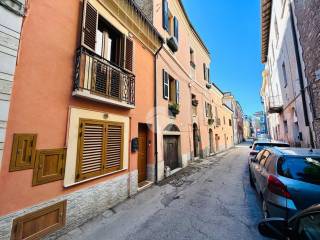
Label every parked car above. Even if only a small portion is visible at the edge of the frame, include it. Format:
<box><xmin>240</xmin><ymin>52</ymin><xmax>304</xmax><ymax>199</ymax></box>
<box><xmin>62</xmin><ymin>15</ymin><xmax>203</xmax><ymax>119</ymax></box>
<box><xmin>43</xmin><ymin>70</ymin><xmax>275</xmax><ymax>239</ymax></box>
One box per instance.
<box><xmin>249</xmin><ymin>147</ymin><xmax>320</xmax><ymax>219</ymax></box>
<box><xmin>248</xmin><ymin>140</ymin><xmax>289</xmax><ymax>161</ymax></box>
<box><xmin>258</xmin><ymin>204</ymin><xmax>320</xmax><ymax>240</ymax></box>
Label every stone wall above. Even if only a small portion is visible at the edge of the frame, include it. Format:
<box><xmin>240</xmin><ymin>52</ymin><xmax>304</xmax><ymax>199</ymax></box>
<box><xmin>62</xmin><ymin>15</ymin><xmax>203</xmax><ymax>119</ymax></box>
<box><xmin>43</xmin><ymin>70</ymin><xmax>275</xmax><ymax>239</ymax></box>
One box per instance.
<box><xmin>294</xmin><ymin>0</ymin><xmax>320</xmax><ymax>147</ymax></box>
<box><xmin>0</xmin><ymin>173</ymin><xmax>130</xmax><ymax>240</ymax></box>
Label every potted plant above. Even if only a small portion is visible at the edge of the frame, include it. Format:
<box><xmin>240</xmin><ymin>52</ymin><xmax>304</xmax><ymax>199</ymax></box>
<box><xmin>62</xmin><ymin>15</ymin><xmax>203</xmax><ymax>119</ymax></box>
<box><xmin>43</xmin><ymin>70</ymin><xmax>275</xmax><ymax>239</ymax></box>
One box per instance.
<box><xmin>168</xmin><ymin>103</ymin><xmax>180</xmax><ymax>116</ymax></box>
<box><xmin>206</xmin><ymin>83</ymin><xmax>212</xmax><ymax>89</ymax></box>
<box><xmin>192</xmin><ymin>99</ymin><xmax>199</xmax><ymax>106</ymax></box>
<box><xmin>208</xmin><ymin>118</ymin><xmax>214</xmax><ymax>125</ymax></box>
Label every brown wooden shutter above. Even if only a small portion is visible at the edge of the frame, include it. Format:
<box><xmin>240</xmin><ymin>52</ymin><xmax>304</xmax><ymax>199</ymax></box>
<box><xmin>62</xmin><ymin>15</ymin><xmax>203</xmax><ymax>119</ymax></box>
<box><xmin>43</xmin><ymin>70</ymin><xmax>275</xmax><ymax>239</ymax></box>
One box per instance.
<box><xmin>105</xmin><ymin>123</ymin><xmax>123</xmax><ymax>173</ymax></box>
<box><xmin>125</xmin><ymin>37</ymin><xmax>133</xmax><ymax>72</ymax></box>
<box><xmin>9</xmin><ymin>134</ymin><xmax>37</xmax><ymax>171</ymax></box>
<box><xmin>11</xmin><ymin>201</ymin><xmax>66</xmax><ymax>240</ymax></box>
<box><xmin>32</xmin><ymin>149</ymin><xmax>66</xmax><ymax>186</ymax></box>
<box><xmin>82</xmin><ymin>0</ymin><xmax>98</xmax><ymax>52</ymax></box>
<box><xmin>77</xmin><ymin>120</ymin><xmax>104</xmax><ymax>181</ymax></box>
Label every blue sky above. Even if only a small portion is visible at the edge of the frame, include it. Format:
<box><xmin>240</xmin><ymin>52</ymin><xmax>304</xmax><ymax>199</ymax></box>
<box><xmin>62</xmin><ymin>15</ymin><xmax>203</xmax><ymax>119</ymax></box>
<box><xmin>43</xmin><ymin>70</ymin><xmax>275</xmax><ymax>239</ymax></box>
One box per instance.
<box><xmin>182</xmin><ymin>0</ymin><xmax>264</xmax><ymax>116</ymax></box>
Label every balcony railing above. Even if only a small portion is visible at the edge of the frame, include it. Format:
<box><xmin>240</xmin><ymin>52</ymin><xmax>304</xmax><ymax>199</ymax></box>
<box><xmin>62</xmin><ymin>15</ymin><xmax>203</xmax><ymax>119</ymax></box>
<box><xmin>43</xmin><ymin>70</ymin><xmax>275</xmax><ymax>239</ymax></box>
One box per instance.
<box><xmin>267</xmin><ymin>95</ymin><xmax>283</xmax><ymax>114</ymax></box>
<box><xmin>73</xmin><ymin>47</ymin><xmax>135</xmax><ymax>107</ymax></box>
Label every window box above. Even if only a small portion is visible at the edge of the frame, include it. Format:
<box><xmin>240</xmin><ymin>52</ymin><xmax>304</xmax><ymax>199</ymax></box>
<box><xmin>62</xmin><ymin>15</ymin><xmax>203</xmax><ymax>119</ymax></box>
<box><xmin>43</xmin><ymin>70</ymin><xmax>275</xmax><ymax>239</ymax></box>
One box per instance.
<box><xmin>168</xmin><ymin>103</ymin><xmax>180</xmax><ymax>116</ymax></box>
<box><xmin>167</xmin><ymin>36</ymin><xmax>178</xmax><ymax>53</ymax></box>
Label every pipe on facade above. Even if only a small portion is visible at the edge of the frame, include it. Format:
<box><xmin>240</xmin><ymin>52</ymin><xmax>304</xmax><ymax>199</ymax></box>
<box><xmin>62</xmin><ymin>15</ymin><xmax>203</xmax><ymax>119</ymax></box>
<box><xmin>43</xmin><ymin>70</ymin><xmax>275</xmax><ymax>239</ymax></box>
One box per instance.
<box><xmin>154</xmin><ymin>42</ymin><xmax>164</xmax><ymax>183</ymax></box>
<box><xmin>289</xmin><ymin>2</ymin><xmax>315</xmax><ymax>148</ymax></box>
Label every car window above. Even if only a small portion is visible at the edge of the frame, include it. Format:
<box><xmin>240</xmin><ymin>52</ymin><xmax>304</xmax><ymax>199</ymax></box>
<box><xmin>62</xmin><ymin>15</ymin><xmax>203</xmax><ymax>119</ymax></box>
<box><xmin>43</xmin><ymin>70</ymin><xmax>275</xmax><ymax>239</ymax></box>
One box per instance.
<box><xmin>253</xmin><ymin>143</ymin><xmax>289</xmax><ymax>151</ymax></box>
<box><xmin>255</xmin><ymin>150</ymin><xmax>265</xmax><ymax>162</ymax></box>
<box><xmin>260</xmin><ymin>151</ymin><xmax>271</xmax><ymax>166</ymax></box>
<box><xmin>297</xmin><ymin>213</ymin><xmax>320</xmax><ymax>240</ymax></box>
<box><xmin>277</xmin><ymin>156</ymin><xmax>320</xmax><ymax>185</ymax></box>
<box><xmin>264</xmin><ymin>153</ymin><xmax>274</xmax><ymax>169</ymax></box>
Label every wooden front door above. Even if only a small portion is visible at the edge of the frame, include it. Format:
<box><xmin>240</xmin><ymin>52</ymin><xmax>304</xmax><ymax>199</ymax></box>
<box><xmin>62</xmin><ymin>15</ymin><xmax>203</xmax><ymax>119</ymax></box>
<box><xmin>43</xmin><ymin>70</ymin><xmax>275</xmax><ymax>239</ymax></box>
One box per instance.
<box><xmin>193</xmin><ymin>124</ymin><xmax>199</xmax><ymax>157</ymax></box>
<box><xmin>164</xmin><ymin>136</ymin><xmax>179</xmax><ymax>170</ymax></box>
<box><xmin>138</xmin><ymin>125</ymin><xmax>148</xmax><ymax>182</ymax></box>
<box><xmin>209</xmin><ymin>129</ymin><xmax>214</xmax><ymax>153</ymax></box>
<box><xmin>215</xmin><ymin>134</ymin><xmax>219</xmax><ymax>152</ymax></box>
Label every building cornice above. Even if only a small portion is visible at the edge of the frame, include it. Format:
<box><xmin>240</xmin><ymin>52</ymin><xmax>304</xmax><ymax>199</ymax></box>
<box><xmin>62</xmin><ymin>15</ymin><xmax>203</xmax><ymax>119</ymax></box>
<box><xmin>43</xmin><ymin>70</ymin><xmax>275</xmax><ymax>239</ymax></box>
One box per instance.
<box><xmin>261</xmin><ymin>0</ymin><xmax>272</xmax><ymax>63</ymax></box>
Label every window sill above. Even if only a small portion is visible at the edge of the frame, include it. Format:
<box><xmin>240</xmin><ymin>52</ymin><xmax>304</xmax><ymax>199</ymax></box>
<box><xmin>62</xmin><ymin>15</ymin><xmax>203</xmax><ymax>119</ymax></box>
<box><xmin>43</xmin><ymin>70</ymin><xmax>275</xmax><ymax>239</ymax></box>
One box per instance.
<box><xmin>64</xmin><ymin>168</ymin><xmax>127</xmax><ymax>188</ymax></box>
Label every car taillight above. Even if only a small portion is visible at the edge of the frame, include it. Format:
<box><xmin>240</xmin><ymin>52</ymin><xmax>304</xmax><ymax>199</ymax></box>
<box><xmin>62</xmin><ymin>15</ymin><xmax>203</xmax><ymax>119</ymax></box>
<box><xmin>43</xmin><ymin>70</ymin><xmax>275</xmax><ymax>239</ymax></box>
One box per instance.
<box><xmin>267</xmin><ymin>175</ymin><xmax>291</xmax><ymax>199</ymax></box>
<box><xmin>250</xmin><ymin>151</ymin><xmax>257</xmax><ymax>156</ymax></box>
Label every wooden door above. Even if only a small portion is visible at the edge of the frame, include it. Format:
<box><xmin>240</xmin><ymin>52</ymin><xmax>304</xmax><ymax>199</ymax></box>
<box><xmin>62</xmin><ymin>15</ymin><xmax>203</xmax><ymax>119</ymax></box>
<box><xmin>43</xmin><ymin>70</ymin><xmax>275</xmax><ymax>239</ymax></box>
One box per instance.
<box><xmin>193</xmin><ymin>124</ymin><xmax>199</xmax><ymax>157</ymax></box>
<box><xmin>164</xmin><ymin>136</ymin><xmax>179</xmax><ymax>170</ymax></box>
<box><xmin>138</xmin><ymin>125</ymin><xmax>147</xmax><ymax>182</ymax></box>
<box><xmin>215</xmin><ymin>134</ymin><xmax>219</xmax><ymax>152</ymax></box>
<box><xmin>209</xmin><ymin>129</ymin><xmax>214</xmax><ymax>153</ymax></box>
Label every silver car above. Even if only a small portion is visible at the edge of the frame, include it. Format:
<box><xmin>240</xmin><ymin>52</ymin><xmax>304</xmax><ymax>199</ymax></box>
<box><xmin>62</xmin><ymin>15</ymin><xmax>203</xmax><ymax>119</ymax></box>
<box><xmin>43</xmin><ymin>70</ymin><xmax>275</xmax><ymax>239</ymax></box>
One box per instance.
<box><xmin>249</xmin><ymin>147</ymin><xmax>320</xmax><ymax>219</ymax></box>
<box><xmin>248</xmin><ymin>140</ymin><xmax>289</xmax><ymax>161</ymax></box>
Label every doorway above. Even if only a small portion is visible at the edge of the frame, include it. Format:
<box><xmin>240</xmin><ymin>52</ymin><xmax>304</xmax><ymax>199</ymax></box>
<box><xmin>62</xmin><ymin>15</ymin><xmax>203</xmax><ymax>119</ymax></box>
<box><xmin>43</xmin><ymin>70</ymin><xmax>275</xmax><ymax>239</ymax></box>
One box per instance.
<box><xmin>138</xmin><ymin>124</ymin><xmax>148</xmax><ymax>183</ymax></box>
<box><xmin>163</xmin><ymin>136</ymin><xmax>179</xmax><ymax>170</ymax></box>
<box><xmin>193</xmin><ymin>123</ymin><xmax>200</xmax><ymax>157</ymax></box>
<box><xmin>209</xmin><ymin>129</ymin><xmax>214</xmax><ymax>154</ymax></box>
<box><xmin>215</xmin><ymin>134</ymin><xmax>219</xmax><ymax>152</ymax></box>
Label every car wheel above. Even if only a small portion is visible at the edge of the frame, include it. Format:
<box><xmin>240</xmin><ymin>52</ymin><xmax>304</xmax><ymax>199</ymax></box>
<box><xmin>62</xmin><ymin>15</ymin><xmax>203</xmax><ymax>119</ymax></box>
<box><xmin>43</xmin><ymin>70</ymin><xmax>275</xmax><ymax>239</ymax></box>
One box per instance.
<box><xmin>262</xmin><ymin>199</ymin><xmax>270</xmax><ymax>219</ymax></box>
<box><xmin>249</xmin><ymin>168</ymin><xmax>255</xmax><ymax>188</ymax></box>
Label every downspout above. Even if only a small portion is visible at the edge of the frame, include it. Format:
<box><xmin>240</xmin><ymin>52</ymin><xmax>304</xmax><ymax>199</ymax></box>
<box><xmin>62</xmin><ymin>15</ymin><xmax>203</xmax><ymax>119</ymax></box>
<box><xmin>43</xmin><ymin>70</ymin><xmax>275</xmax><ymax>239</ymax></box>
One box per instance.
<box><xmin>289</xmin><ymin>3</ymin><xmax>315</xmax><ymax>148</ymax></box>
<box><xmin>154</xmin><ymin>41</ymin><xmax>164</xmax><ymax>183</ymax></box>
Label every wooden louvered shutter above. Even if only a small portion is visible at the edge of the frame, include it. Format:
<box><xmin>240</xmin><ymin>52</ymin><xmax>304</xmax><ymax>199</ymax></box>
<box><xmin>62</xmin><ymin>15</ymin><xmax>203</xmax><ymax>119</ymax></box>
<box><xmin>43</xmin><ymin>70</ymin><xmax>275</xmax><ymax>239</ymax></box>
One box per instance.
<box><xmin>163</xmin><ymin>70</ymin><xmax>169</xmax><ymax>100</ymax></box>
<box><xmin>105</xmin><ymin>123</ymin><xmax>123</xmax><ymax>173</ymax></box>
<box><xmin>162</xmin><ymin>0</ymin><xmax>169</xmax><ymax>31</ymax></box>
<box><xmin>175</xmin><ymin>80</ymin><xmax>180</xmax><ymax>104</ymax></box>
<box><xmin>203</xmin><ymin>63</ymin><xmax>207</xmax><ymax>81</ymax></box>
<box><xmin>77</xmin><ymin>120</ymin><xmax>104</xmax><ymax>181</ymax></box>
<box><xmin>81</xmin><ymin>0</ymin><xmax>98</xmax><ymax>52</ymax></box>
<box><xmin>174</xmin><ymin>16</ymin><xmax>179</xmax><ymax>41</ymax></box>
<box><xmin>125</xmin><ymin>37</ymin><xmax>133</xmax><ymax>72</ymax></box>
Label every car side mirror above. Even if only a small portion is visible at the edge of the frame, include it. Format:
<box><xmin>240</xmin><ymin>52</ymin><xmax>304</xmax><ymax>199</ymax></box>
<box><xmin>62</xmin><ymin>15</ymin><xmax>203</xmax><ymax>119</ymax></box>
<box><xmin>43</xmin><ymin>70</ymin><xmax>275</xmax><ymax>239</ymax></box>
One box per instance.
<box><xmin>249</xmin><ymin>146</ymin><xmax>252</xmax><ymax>149</ymax></box>
<box><xmin>258</xmin><ymin>218</ymin><xmax>288</xmax><ymax>240</ymax></box>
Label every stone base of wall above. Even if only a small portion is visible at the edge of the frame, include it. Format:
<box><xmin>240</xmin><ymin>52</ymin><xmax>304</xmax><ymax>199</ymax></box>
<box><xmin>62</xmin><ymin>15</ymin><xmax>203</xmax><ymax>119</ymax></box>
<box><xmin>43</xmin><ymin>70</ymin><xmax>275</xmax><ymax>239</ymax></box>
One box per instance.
<box><xmin>0</xmin><ymin>173</ymin><xmax>131</xmax><ymax>240</ymax></box>
<box><xmin>147</xmin><ymin>164</ymin><xmax>155</xmax><ymax>182</ymax></box>
<box><xmin>129</xmin><ymin>170</ymin><xmax>138</xmax><ymax>196</ymax></box>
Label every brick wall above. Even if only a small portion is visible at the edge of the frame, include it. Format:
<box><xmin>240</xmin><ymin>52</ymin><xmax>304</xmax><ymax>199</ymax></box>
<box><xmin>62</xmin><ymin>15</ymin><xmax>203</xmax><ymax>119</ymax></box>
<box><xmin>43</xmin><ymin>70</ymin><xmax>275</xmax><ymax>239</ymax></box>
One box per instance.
<box><xmin>294</xmin><ymin>0</ymin><xmax>320</xmax><ymax>147</ymax></box>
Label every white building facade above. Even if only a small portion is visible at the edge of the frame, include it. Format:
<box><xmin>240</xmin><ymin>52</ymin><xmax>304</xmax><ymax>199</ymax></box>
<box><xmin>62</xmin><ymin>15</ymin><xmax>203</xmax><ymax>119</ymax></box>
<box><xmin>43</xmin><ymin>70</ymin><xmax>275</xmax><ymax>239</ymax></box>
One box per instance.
<box><xmin>260</xmin><ymin>0</ymin><xmax>314</xmax><ymax>147</ymax></box>
<box><xmin>0</xmin><ymin>0</ymin><xmax>25</xmax><ymax>165</ymax></box>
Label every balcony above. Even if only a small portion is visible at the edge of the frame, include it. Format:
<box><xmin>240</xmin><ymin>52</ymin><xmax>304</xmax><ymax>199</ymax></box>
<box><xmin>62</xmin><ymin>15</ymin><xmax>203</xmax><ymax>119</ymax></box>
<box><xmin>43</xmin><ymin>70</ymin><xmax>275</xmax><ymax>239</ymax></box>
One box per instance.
<box><xmin>73</xmin><ymin>47</ymin><xmax>135</xmax><ymax>108</ymax></box>
<box><xmin>267</xmin><ymin>96</ymin><xmax>283</xmax><ymax>114</ymax></box>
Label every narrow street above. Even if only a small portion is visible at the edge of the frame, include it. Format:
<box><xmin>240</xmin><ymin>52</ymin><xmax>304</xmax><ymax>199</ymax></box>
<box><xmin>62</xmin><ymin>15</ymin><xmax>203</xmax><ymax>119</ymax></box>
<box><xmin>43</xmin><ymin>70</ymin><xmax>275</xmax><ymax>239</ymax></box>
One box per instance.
<box><xmin>61</xmin><ymin>143</ymin><xmax>265</xmax><ymax>240</ymax></box>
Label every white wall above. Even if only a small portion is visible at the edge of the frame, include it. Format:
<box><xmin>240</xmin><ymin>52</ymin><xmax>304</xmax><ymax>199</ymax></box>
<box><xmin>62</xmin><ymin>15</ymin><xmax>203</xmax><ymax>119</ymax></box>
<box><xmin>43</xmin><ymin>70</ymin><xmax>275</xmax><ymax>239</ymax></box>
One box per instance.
<box><xmin>0</xmin><ymin>1</ymin><xmax>25</xmax><ymax>166</ymax></box>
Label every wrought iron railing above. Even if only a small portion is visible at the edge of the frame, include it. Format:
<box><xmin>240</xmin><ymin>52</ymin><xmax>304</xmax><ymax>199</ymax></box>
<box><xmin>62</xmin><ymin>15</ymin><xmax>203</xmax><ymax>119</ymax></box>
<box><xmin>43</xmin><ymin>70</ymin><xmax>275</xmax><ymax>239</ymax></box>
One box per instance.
<box><xmin>74</xmin><ymin>47</ymin><xmax>135</xmax><ymax>106</ymax></box>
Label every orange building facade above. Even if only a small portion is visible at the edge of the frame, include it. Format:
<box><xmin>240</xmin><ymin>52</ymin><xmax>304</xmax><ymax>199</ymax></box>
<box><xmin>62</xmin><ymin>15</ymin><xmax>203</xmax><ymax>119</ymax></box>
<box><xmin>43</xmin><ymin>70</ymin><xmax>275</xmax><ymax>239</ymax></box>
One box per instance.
<box><xmin>0</xmin><ymin>0</ymin><xmax>236</xmax><ymax>239</ymax></box>
<box><xmin>0</xmin><ymin>0</ymin><xmax>161</xmax><ymax>239</ymax></box>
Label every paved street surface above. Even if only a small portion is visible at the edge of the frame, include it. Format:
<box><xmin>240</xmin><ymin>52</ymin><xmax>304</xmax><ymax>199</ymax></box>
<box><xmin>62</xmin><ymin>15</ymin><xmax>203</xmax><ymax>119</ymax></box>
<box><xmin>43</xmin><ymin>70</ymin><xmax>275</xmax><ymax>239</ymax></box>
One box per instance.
<box><xmin>61</xmin><ymin>142</ymin><xmax>266</xmax><ymax>240</ymax></box>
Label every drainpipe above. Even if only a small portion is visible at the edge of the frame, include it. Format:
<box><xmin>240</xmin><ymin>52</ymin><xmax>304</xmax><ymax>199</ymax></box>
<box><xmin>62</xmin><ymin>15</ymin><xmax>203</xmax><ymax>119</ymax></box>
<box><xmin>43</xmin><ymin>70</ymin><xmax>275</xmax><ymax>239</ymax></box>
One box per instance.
<box><xmin>154</xmin><ymin>41</ymin><xmax>164</xmax><ymax>183</ymax></box>
<box><xmin>289</xmin><ymin>3</ymin><xmax>315</xmax><ymax>148</ymax></box>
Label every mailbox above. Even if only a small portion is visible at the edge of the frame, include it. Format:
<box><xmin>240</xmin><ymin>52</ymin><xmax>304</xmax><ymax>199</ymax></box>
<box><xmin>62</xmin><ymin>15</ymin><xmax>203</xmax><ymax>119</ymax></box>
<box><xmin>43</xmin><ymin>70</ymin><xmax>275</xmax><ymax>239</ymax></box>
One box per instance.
<box><xmin>131</xmin><ymin>138</ymin><xmax>139</xmax><ymax>152</ymax></box>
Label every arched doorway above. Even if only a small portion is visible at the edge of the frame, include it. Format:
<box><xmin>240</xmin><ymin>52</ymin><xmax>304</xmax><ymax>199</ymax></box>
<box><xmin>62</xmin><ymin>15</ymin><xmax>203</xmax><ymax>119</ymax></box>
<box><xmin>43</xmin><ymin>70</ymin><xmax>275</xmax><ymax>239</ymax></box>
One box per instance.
<box><xmin>193</xmin><ymin>123</ymin><xmax>200</xmax><ymax>157</ymax></box>
<box><xmin>209</xmin><ymin>129</ymin><xmax>214</xmax><ymax>154</ymax></box>
<box><xmin>163</xmin><ymin>124</ymin><xmax>181</xmax><ymax>171</ymax></box>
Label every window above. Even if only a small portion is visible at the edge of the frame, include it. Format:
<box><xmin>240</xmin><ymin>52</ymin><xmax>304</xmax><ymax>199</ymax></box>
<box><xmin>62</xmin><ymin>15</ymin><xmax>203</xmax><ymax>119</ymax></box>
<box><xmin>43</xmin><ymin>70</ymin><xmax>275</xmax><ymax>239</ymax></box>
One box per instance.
<box><xmin>76</xmin><ymin>119</ymin><xmax>124</xmax><ymax>181</ymax></box>
<box><xmin>163</xmin><ymin>70</ymin><xmax>179</xmax><ymax>104</ymax></box>
<box><xmin>223</xmin><ymin>117</ymin><xmax>226</xmax><ymax>125</ymax></box>
<box><xmin>260</xmin><ymin>151</ymin><xmax>271</xmax><ymax>166</ymax></box>
<box><xmin>277</xmin><ymin>156</ymin><xmax>320</xmax><ymax>185</ymax></box>
<box><xmin>205</xmin><ymin>103</ymin><xmax>213</xmax><ymax>118</ymax></box>
<box><xmin>190</xmin><ymin>48</ymin><xmax>195</xmax><ymax>66</ymax></box>
<box><xmin>282</xmin><ymin>62</ymin><xmax>288</xmax><ymax>87</ymax></box>
<box><xmin>173</xmin><ymin>16</ymin><xmax>179</xmax><ymax>41</ymax></box>
<box><xmin>284</xmin><ymin>120</ymin><xmax>288</xmax><ymax>134</ymax></box>
<box><xmin>82</xmin><ymin>1</ymin><xmax>133</xmax><ymax>71</ymax></box>
<box><xmin>229</xmin><ymin>119</ymin><xmax>232</xmax><ymax>126</ymax></box>
<box><xmin>274</xmin><ymin>17</ymin><xmax>279</xmax><ymax>45</ymax></box>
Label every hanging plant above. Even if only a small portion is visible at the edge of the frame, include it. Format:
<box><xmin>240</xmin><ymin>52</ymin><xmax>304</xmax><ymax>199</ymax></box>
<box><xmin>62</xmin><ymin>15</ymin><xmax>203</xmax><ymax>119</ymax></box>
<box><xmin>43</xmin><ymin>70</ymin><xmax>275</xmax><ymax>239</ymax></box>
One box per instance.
<box><xmin>192</xmin><ymin>99</ymin><xmax>199</xmax><ymax>106</ymax></box>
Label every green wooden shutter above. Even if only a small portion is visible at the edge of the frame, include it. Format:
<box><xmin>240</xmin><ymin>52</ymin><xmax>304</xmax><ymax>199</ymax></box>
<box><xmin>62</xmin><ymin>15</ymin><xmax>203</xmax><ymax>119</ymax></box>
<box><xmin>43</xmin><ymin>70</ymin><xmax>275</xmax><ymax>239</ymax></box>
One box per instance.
<box><xmin>163</xmin><ymin>70</ymin><xmax>169</xmax><ymax>100</ymax></box>
<box><xmin>81</xmin><ymin>0</ymin><xmax>98</xmax><ymax>52</ymax></box>
<box><xmin>174</xmin><ymin>16</ymin><xmax>179</xmax><ymax>41</ymax></box>
<box><xmin>175</xmin><ymin>80</ymin><xmax>180</xmax><ymax>104</ymax></box>
<box><xmin>162</xmin><ymin>0</ymin><xmax>169</xmax><ymax>31</ymax></box>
